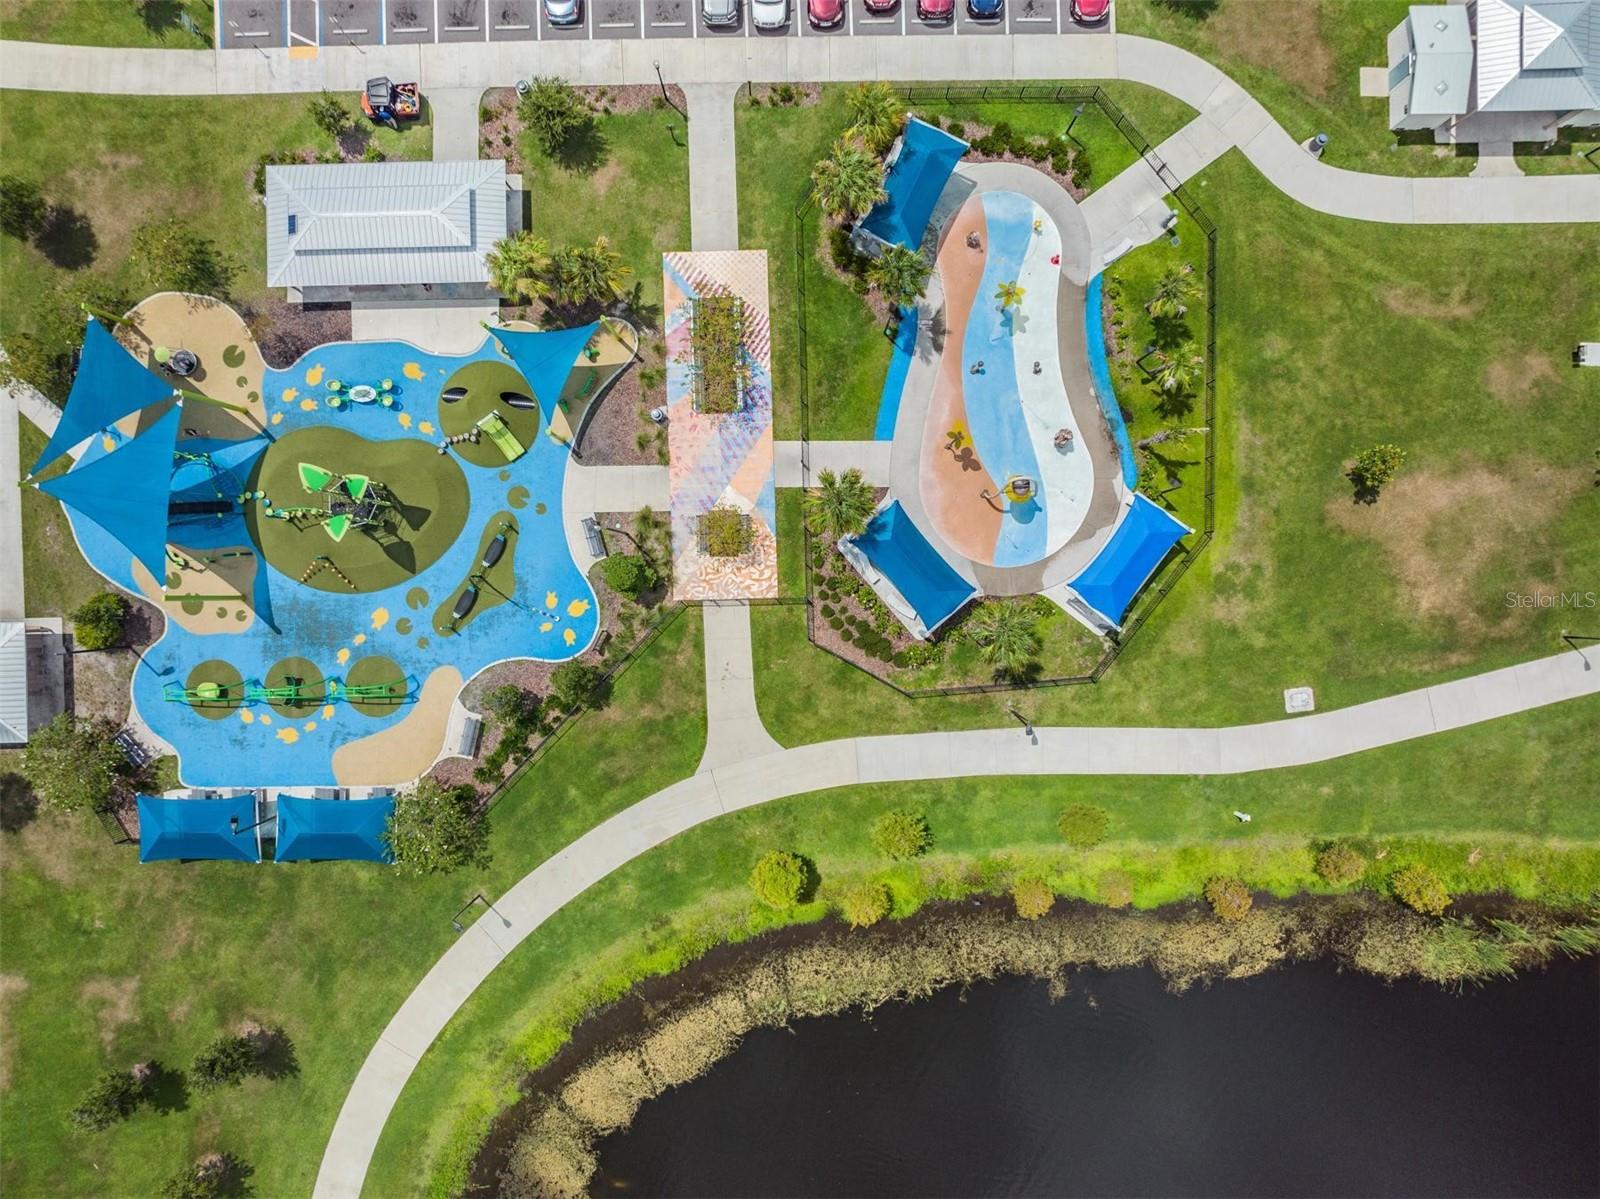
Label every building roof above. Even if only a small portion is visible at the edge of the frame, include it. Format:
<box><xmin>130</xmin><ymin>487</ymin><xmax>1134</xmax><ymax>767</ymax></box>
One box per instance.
<box><xmin>1476</xmin><ymin>0</ymin><xmax>1600</xmax><ymax>113</ymax></box>
<box><xmin>1407</xmin><ymin>3</ymin><xmax>1476</xmax><ymax>116</ymax></box>
<box><xmin>0</xmin><ymin>623</ymin><xmax>28</xmax><ymax>747</ymax></box>
<box><xmin>265</xmin><ymin>160</ymin><xmax>508</xmax><ymax>289</ymax></box>
<box><xmin>857</xmin><ymin>119</ymin><xmax>968</xmax><ymax>252</ymax></box>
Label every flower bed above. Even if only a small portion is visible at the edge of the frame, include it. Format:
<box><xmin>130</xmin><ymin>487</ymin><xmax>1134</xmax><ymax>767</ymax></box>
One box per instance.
<box><xmin>689</xmin><ymin>293</ymin><xmax>748</xmax><ymax>414</ymax></box>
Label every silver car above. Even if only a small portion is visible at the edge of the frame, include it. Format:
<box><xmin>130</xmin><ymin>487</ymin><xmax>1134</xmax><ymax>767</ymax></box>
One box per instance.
<box><xmin>702</xmin><ymin>0</ymin><xmax>740</xmax><ymax>25</ymax></box>
<box><xmin>544</xmin><ymin>0</ymin><xmax>582</xmax><ymax>23</ymax></box>
<box><xmin>751</xmin><ymin>0</ymin><xmax>789</xmax><ymax>26</ymax></box>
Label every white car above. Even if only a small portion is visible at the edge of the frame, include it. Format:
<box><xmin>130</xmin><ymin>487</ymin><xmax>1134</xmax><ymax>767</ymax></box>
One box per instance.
<box><xmin>751</xmin><ymin>0</ymin><xmax>790</xmax><ymax>27</ymax></box>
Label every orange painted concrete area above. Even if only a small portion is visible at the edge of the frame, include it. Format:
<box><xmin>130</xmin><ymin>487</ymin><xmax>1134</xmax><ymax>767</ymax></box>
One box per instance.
<box><xmin>920</xmin><ymin>196</ymin><xmax>1000</xmax><ymax>564</ymax></box>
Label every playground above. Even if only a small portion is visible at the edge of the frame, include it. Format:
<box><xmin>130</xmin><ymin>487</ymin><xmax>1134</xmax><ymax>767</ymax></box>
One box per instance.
<box><xmin>37</xmin><ymin>296</ymin><xmax>635</xmax><ymax>787</ymax></box>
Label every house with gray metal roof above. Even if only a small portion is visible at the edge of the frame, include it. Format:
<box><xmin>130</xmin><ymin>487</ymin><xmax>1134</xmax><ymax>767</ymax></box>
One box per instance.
<box><xmin>264</xmin><ymin>160</ymin><xmax>510</xmax><ymax>296</ymax></box>
<box><xmin>0</xmin><ymin>623</ymin><xmax>30</xmax><ymax>747</ymax></box>
<box><xmin>1386</xmin><ymin>0</ymin><xmax>1600</xmax><ymax>137</ymax></box>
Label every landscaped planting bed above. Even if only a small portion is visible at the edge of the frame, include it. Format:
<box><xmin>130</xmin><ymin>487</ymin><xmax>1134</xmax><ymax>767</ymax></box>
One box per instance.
<box><xmin>689</xmin><ymin>293</ymin><xmax>749</xmax><ymax>414</ymax></box>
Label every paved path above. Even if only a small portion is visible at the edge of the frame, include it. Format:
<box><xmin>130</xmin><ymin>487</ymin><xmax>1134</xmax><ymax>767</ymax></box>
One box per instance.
<box><xmin>560</xmin><ymin>462</ymin><xmax>671</xmax><ymax>572</ymax></box>
<box><xmin>775</xmin><ymin>439</ymin><xmax>892</xmax><ymax>487</ymax></box>
<box><xmin>685</xmin><ymin>82</ymin><xmax>741</xmax><ymax>252</ymax></box>
<box><xmin>2</xmin><ymin>35</ymin><xmax>1597</xmax><ymax>224</ymax></box>
<box><xmin>697</xmin><ymin>599</ymin><xmax>782</xmax><ymax>773</ymax></box>
<box><xmin>426</xmin><ymin>86</ymin><xmax>482</xmax><ymax>162</ymax></box>
<box><xmin>0</xmin><ymin>388</ymin><xmax>27</xmax><ymax>620</ymax></box>
<box><xmin>313</xmin><ymin>644</ymin><xmax>1600</xmax><ymax>1199</ymax></box>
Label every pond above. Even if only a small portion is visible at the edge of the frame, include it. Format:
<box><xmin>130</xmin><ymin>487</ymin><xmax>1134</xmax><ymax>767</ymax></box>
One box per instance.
<box><xmin>592</xmin><ymin>958</ymin><xmax>1599</xmax><ymax>1197</ymax></box>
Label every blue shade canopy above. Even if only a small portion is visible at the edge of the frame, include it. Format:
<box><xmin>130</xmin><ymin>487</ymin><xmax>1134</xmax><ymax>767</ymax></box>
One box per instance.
<box><xmin>169</xmin><ymin>436</ymin><xmax>270</xmax><ymax>504</ymax></box>
<box><xmin>274</xmin><ymin>795</ymin><xmax>395</xmax><ymax>862</ymax></box>
<box><xmin>488</xmin><ymin>322</ymin><xmax>601</xmax><ymax>421</ymax></box>
<box><xmin>138</xmin><ymin>794</ymin><xmax>262</xmax><ymax>863</ymax></box>
<box><xmin>37</xmin><ymin>404</ymin><xmax>181</xmax><ymax>582</ymax></box>
<box><xmin>30</xmin><ymin>318</ymin><xmax>176</xmax><ymax>475</ymax></box>
<box><xmin>858</xmin><ymin>119</ymin><xmax>968</xmax><ymax>251</ymax></box>
<box><xmin>1068</xmin><ymin>495</ymin><xmax>1192</xmax><ymax>628</ymax></box>
<box><xmin>849</xmin><ymin>501</ymin><xmax>976</xmax><ymax>636</ymax></box>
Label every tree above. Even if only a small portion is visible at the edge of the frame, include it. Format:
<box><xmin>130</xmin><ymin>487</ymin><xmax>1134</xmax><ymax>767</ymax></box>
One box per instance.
<box><xmin>69</xmin><ymin>1068</ymin><xmax>142</xmax><ymax>1132</ymax></box>
<box><xmin>549</xmin><ymin>661</ymin><xmax>606</xmax><ymax>713</ymax></box>
<box><xmin>599</xmin><ymin>553</ymin><xmax>657</xmax><ymax>601</ymax></box>
<box><xmin>838</xmin><ymin>880</ymin><xmax>892</xmax><ymax>928</ymax></box>
<box><xmin>70</xmin><ymin>592</ymin><xmax>128</xmax><ymax>651</ymax></box>
<box><xmin>160</xmin><ymin>1153</ymin><xmax>252</xmax><ymax>1199</ymax></box>
<box><xmin>0</xmin><ymin>331</ymin><xmax>68</xmax><ymax>399</ymax></box>
<box><xmin>1011</xmin><ymin>876</ymin><xmax>1054</xmax><ymax>920</ymax></box>
<box><xmin>1203</xmin><ymin>876</ymin><xmax>1252</xmax><ymax>921</ymax></box>
<box><xmin>519</xmin><ymin>76</ymin><xmax>591</xmax><ymax>155</ymax></box>
<box><xmin>965</xmin><ymin>601</ymin><xmax>1042</xmax><ymax>680</ymax></box>
<box><xmin>485</xmin><ymin>231</ymin><xmax>552</xmax><ymax>304</ymax></box>
<box><xmin>1391</xmin><ymin>864</ymin><xmax>1451</xmax><ymax>916</ymax></box>
<box><xmin>0</xmin><ymin>173</ymin><xmax>47</xmax><ymax>239</ymax></box>
<box><xmin>1315</xmin><ymin>843</ymin><xmax>1367</xmax><ymax>886</ymax></box>
<box><xmin>865</xmin><ymin>244</ymin><xmax>931</xmax><ymax>309</ymax></box>
<box><xmin>802</xmin><ymin>468</ymin><xmax>877</xmax><ymax>540</ymax></box>
<box><xmin>810</xmin><ymin>138</ymin><xmax>887</xmax><ymax>221</ymax></box>
<box><xmin>1151</xmin><ymin>351</ymin><xmax>1202</xmax><ymax>396</ymax></box>
<box><xmin>1351</xmin><ymin>443</ymin><xmax>1406</xmax><ymax>498</ymax></box>
<box><xmin>383</xmin><ymin>778</ymin><xmax>490</xmax><ymax>877</ymax></box>
<box><xmin>190</xmin><ymin>1035</ymin><xmax>257</xmax><ymax>1092</ymax></box>
<box><xmin>21</xmin><ymin>714</ymin><xmax>126</xmax><ymax>813</ymax></box>
<box><xmin>748</xmin><ymin>850</ymin><xmax>808</xmax><ymax>909</ymax></box>
<box><xmin>844</xmin><ymin>82</ymin><xmax>904</xmax><ymax>154</ymax></box>
<box><xmin>1146</xmin><ymin>265</ymin><xmax>1198</xmax><ymax>319</ymax></box>
<box><xmin>129</xmin><ymin>218</ymin><xmax>233</xmax><ymax>296</ymax></box>
<box><xmin>548</xmin><ymin>237</ymin><xmax>630</xmax><ymax>307</ymax></box>
<box><xmin>1056</xmin><ymin>803</ymin><xmax>1110</xmax><ymax>848</ymax></box>
<box><xmin>869</xmin><ymin>808</ymin><xmax>931</xmax><ymax>860</ymax></box>
<box><xmin>484</xmin><ymin>684</ymin><xmax>541</xmax><ymax>729</ymax></box>
<box><xmin>307</xmin><ymin>91</ymin><xmax>354</xmax><ymax>140</ymax></box>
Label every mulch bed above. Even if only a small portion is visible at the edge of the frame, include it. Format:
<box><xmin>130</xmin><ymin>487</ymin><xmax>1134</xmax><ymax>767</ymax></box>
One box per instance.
<box><xmin>479</xmin><ymin>84</ymin><xmax>687</xmax><ymax>175</ymax></box>
<box><xmin>236</xmin><ymin>298</ymin><xmax>352</xmax><ymax>370</ymax></box>
<box><xmin>745</xmin><ymin>82</ymin><xmax>823</xmax><ymax>108</ymax></box>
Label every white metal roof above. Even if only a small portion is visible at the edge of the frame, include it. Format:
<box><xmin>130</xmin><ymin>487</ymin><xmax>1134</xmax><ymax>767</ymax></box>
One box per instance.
<box><xmin>264</xmin><ymin>160</ymin><xmax>508</xmax><ymax>289</ymax></box>
<box><xmin>1475</xmin><ymin>0</ymin><xmax>1600</xmax><ymax>113</ymax></box>
<box><xmin>1407</xmin><ymin>4</ymin><xmax>1475</xmax><ymax>115</ymax></box>
<box><xmin>0</xmin><ymin>623</ymin><xmax>28</xmax><ymax>746</ymax></box>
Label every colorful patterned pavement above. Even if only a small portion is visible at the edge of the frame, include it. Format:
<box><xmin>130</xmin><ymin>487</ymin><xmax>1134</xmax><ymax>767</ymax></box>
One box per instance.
<box><xmin>663</xmin><ymin>250</ymin><xmax>778</xmax><ymax>601</ymax></box>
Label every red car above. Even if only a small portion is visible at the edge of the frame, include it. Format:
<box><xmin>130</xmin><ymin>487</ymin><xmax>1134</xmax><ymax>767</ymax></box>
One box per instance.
<box><xmin>1070</xmin><ymin>0</ymin><xmax>1109</xmax><ymax>23</ymax></box>
<box><xmin>917</xmin><ymin>0</ymin><xmax>952</xmax><ymax>19</ymax></box>
<box><xmin>864</xmin><ymin>0</ymin><xmax>897</xmax><ymax>11</ymax></box>
<box><xmin>807</xmin><ymin>0</ymin><xmax>844</xmax><ymax>25</ymax></box>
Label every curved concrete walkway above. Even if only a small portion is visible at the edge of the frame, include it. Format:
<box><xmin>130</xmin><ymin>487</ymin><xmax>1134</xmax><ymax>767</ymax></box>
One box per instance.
<box><xmin>3</xmin><ymin>35</ymin><xmax>1597</xmax><ymax>225</ymax></box>
<box><xmin>314</xmin><ymin>646</ymin><xmax>1598</xmax><ymax>1198</ymax></box>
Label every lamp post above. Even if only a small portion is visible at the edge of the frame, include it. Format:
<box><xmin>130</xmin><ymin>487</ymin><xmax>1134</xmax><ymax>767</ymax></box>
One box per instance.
<box><xmin>1065</xmin><ymin>102</ymin><xmax>1086</xmax><ymax>144</ymax></box>
<box><xmin>1560</xmin><ymin>629</ymin><xmax>1599</xmax><ymax>667</ymax></box>
<box><xmin>653</xmin><ymin>59</ymin><xmax>686</xmax><ymax>120</ymax></box>
<box><xmin>229</xmin><ymin>812</ymin><xmax>273</xmax><ymax>836</ymax></box>
<box><xmin>451</xmin><ymin>893</ymin><xmax>512</xmax><ymax>933</ymax></box>
<box><xmin>1007</xmin><ymin>706</ymin><xmax>1034</xmax><ymax>739</ymax></box>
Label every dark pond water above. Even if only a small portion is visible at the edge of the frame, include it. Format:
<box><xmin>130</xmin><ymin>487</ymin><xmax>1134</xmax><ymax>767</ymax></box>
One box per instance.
<box><xmin>592</xmin><ymin>958</ymin><xmax>1600</xmax><ymax>1198</ymax></box>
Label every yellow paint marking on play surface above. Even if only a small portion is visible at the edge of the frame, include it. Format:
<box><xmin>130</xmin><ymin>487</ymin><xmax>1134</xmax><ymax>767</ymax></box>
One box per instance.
<box><xmin>371</xmin><ymin>607</ymin><xmax>390</xmax><ymax>630</ymax></box>
<box><xmin>403</xmin><ymin>362</ymin><xmax>425</xmax><ymax>381</ymax></box>
<box><xmin>566</xmin><ymin>598</ymin><xmax>590</xmax><ymax>617</ymax></box>
<box><xmin>102</xmin><ymin>436</ymin><xmax>116</xmax><ymax>452</ymax></box>
<box><xmin>353</xmin><ymin>633</ymin><xmax>367</xmax><ymax>645</ymax></box>
<box><xmin>300</xmin><ymin>399</ymin><xmax>319</xmax><ymax>411</ymax></box>
<box><xmin>322</xmin><ymin>705</ymin><xmax>336</xmax><ymax>720</ymax></box>
<box><xmin>563</xmin><ymin>628</ymin><xmax>577</xmax><ymax>646</ymax></box>
<box><xmin>540</xmin><ymin>621</ymin><xmax>553</xmax><ymax>633</ymax></box>
<box><xmin>336</xmin><ymin>647</ymin><xmax>351</xmax><ymax>665</ymax></box>
<box><xmin>419</xmin><ymin>421</ymin><xmax>434</xmax><ymax>435</ymax></box>
<box><xmin>545</xmin><ymin>590</ymin><xmax>558</xmax><ymax>608</ymax></box>
<box><xmin>282</xmin><ymin>387</ymin><xmax>298</xmax><ymax>404</ymax></box>
<box><xmin>271</xmin><ymin>413</ymin><xmax>283</xmax><ymax>425</ymax></box>
<box><xmin>303</xmin><ymin>721</ymin><xmax>317</xmax><ymax>733</ymax></box>
<box><xmin>397</xmin><ymin>412</ymin><xmax>413</xmax><ymax>429</ymax></box>
<box><xmin>238</xmin><ymin>709</ymin><xmax>255</xmax><ymax>725</ymax></box>
<box><xmin>276</xmin><ymin>727</ymin><xmax>300</xmax><ymax>744</ymax></box>
<box><xmin>259</xmin><ymin>712</ymin><xmax>273</xmax><ymax>726</ymax></box>
<box><xmin>306</xmin><ymin>364</ymin><xmax>325</xmax><ymax>386</ymax></box>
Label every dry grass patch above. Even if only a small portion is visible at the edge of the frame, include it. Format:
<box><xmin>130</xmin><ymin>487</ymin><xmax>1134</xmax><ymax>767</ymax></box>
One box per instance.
<box><xmin>0</xmin><ymin>974</ymin><xmax>28</xmax><ymax>1089</ymax></box>
<box><xmin>1482</xmin><ymin>349</ymin><xmax>1561</xmax><ymax>409</ymax></box>
<box><xmin>1206</xmin><ymin>0</ymin><xmax>1336</xmax><ymax>99</ymax></box>
<box><xmin>1380</xmin><ymin>283</ymin><xmax>1485</xmax><ymax>320</ymax></box>
<box><xmin>79</xmin><ymin>975</ymin><xmax>141</xmax><ymax>1050</ymax></box>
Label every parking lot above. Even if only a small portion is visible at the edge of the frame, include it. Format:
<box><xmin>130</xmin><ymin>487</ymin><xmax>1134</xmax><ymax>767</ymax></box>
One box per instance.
<box><xmin>217</xmin><ymin>0</ymin><xmax>1109</xmax><ymax>47</ymax></box>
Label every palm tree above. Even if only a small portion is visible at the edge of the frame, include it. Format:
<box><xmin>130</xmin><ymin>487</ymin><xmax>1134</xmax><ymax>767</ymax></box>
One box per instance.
<box><xmin>810</xmin><ymin>138</ymin><xmax>888</xmax><ymax>222</ymax></box>
<box><xmin>965</xmin><ymin>601</ymin><xmax>1041</xmax><ymax>680</ymax></box>
<box><xmin>1135</xmin><ymin>425</ymin><xmax>1209</xmax><ymax>451</ymax></box>
<box><xmin>845</xmin><ymin>82</ymin><xmax>904</xmax><ymax>154</ymax></box>
<box><xmin>1151</xmin><ymin>351</ymin><xmax>1203</xmax><ymax>395</ymax></box>
<box><xmin>1146</xmin><ymin>265</ymin><xmax>1198</xmax><ymax>319</ymax></box>
<box><xmin>802</xmin><ymin>468</ymin><xmax>877</xmax><ymax>540</ymax></box>
<box><xmin>866</xmin><ymin>244</ymin><xmax>931</xmax><ymax>309</ymax></box>
<box><xmin>994</xmin><ymin>280</ymin><xmax>1026</xmax><ymax>310</ymax></box>
<box><xmin>486</xmin><ymin>231</ymin><xmax>552</xmax><ymax>304</ymax></box>
<box><xmin>549</xmin><ymin>237</ymin><xmax>631</xmax><ymax>307</ymax></box>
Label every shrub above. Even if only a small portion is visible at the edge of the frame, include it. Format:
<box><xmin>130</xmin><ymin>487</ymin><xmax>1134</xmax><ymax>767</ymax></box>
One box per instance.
<box><xmin>307</xmin><ymin>91</ymin><xmax>354</xmax><ymax>139</ymax></box>
<box><xmin>22</xmin><ymin>714</ymin><xmax>126</xmax><ymax>813</ymax></box>
<box><xmin>1011</xmin><ymin>876</ymin><xmax>1054</xmax><ymax>920</ymax></box>
<box><xmin>70</xmin><ymin>591</ymin><xmax>128</xmax><ymax>651</ymax></box>
<box><xmin>947</xmin><ymin>121</ymin><xmax>965</xmax><ymax>139</ymax></box>
<box><xmin>840</xmin><ymin>629</ymin><xmax>854</xmax><ymax>643</ymax></box>
<box><xmin>1315</xmin><ymin>843</ymin><xmax>1368</xmax><ymax>886</ymax></box>
<box><xmin>828</xmin><ymin>617</ymin><xmax>844</xmax><ymax>631</ymax></box>
<box><xmin>599</xmin><ymin>553</ymin><xmax>657</xmax><ymax>601</ymax></box>
<box><xmin>1391</xmin><ymin>864</ymin><xmax>1451</xmax><ymax>916</ymax></box>
<box><xmin>869</xmin><ymin>809</ymin><xmax>931</xmax><ymax>860</ymax></box>
<box><xmin>1069</xmin><ymin>148</ymin><xmax>1093</xmax><ymax>188</ymax></box>
<box><xmin>252</xmin><ymin>150</ymin><xmax>294</xmax><ymax>196</ymax></box>
<box><xmin>0</xmin><ymin>173</ymin><xmax>48</xmax><ymax>239</ymax></box>
<box><xmin>130</xmin><ymin>217</ymin><xmax>233</xmax><ymax>296</ymax></box>
<box><xmin>748</xmin><ymin>850</ymin><xmax>807</xmax><ymax>909</ymax></box>
<box><xmin>838</xmin><ymin>880</ymin><xmax>892</xmax><ymax>928</ymax></box>
<box><xmin>819</xmin><ymin>603</ymin><xmax>834</xmax><ymax>619</ymax></box>
<box><xmin>519</xmin><ymin>76</ymin><xmax>591</xmax><ymax>155</ymax></box>
<box><xmin>160</xmin><ymin>1153</ymin><xmax>253</xmax><ymax>1199</ymax></box>
<box><xmin>191</xmin><ymin>1036</ymin><xmax>257</xmax><ymax>1092</ymax></box>
<box><xmin>700</xmin><ymin>507</ymin><xmax>752</xmax><ymax>557</ymax></box>
<box><xmin>549</xmin><ymin>661</ymin><xmax>607</xmax><ymax>712</ymax></box>
<box><xmin>69</xmin><ymin>1068</ymin><xmax>142</xmax><ymax>1131</ymax></box>
<box><xmin>1056</xmin><ymin>803</ymin><xmax>1110</xmax><ymax>848</ymax></box>
<box><xmin>383</xmin><ymin>778</ymin><xmax>490</xmax><ymax>876</ymax></box>
<box><xmin>361</xmin><ymin>142</ymin><xmax>386</xmax><ymax>163</ymax></box>
<box><xmin>1203</xmin><ymin>876</ymin><xmax>1253</xmax><ymax>921</ymax></box>
<box><xmin>1350</xmin><ymin>443</ymin><xmax>1406</xmax><ymax>498</ymax></box>
<box><xmin>1021</xmin><ymin>138</ymin><xmax>1050</xmax><ymax>162</ymax></box>
<box><xmin>1097</xmin><ymin>869</ymin><xmax>1134</xmax><ymax>908</ymax></box>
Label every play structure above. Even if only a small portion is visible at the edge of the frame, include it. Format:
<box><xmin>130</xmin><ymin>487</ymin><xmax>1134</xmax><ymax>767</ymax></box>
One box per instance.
<box><xmin>262</xmin><ymin>462</ymin><xmax>397</xmax><ymax>543</ymax></box>
<box><xmin>325</xmin><ymin>377</ymin><xmax>397</xmax><ymax>409</ymax></box>
<box><xmin>162</xmin><ymin>672</ymin><xmax>409</xmax><ymax>708</ymax></box>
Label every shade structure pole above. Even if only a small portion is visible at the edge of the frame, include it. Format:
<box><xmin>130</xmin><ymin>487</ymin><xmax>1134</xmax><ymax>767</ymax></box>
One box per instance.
<box><xmin>176</xmin><ymin>388</ymin><xmax>250</xmax><ymax>415</ymax></box>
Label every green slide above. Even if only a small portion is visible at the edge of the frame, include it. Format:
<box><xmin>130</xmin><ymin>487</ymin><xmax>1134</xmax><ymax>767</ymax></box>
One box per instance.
<box><xmin>476</xmin><ymin>412</ymin><xmax>527</xmax><ymax>463</ymax></box>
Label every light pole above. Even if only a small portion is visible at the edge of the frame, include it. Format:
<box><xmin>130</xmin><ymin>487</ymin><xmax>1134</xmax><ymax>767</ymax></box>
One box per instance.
<box><xmin>1560</xmin><ymin>628</ymin><xmax>1599</xmax><ymax>668</ymax></box>
<box><xmin>451</xmin><ymin>893</ymin><xmax>512</xmax><ymax>933</ymax></box>
<box><xmin>653</xmin><ymin>59</ymin><xmax>686</xmax><ymax>120</ymax></box>
<box><xmin>229</xmin><ymin>812</ymin><xmax>273</xmax><ymax>836</ymax></box>
<box><xmin>1007</xmin><ymin>706</ymin><xmax>1034</xmax><ymax>739</ymax></box>
<box><xmin>1065</xmin><ymin>102</ymin><xmax>1086</xmax><ymax>144</ymax></box>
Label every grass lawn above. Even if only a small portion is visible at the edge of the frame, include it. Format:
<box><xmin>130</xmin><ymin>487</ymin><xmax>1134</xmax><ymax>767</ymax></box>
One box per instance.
<box><xmin>751</xmin><ymin>149</ymin><xmax>1600</xmax><ymax>745</ymax></box>
<box><xmin>0</xmin><ymin>91</ymin><xmax>431</xmax><ymax>364</ymax></box>
<box><xmin>367</xmin><ymin>690</ymin><xmax>1600</xmax><ymax>1199</ymax></box>
<box><xmin>739</xmin><ymin>83</ymin><xmax>1197</xmax><ymax>442</ymax></box>
<box><xmin>0</xmin><ymin>0</ymin><xmax>213</xmax><ymax>46</ymax></box>
<box><xmin>0</xmin><ymin>612</ymin><xmax>705</xmax><ymax>1199</ymax></box>
<box><xmin>16</xmin><ymin>420</ymin><xmax>112</xmax><ymax>618</ymax></box>
<box><xmin>514</xmin><ymin>107</ymin><xmax>690</xmax><ymax>316</ymax></box>
<box><xmin>1516</xmin><ymin>128</ymin><xmax>1600</xmax><ymax>175</ymax></box>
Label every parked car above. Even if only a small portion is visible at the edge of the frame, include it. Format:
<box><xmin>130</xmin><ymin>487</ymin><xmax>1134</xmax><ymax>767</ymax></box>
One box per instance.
<box><xmin>1069</xmin><ymin>0</ymin><xmax>1109</xmax><ymax>23</ymax></box>
<box><xmin>752</xmin><ymin>0</ymin><xmax>790</xmax><ymax>26</ymax></box>
<box><xmin>917</xmin><ymin>0</ymin><xmax>953</xmax><ymax>19</ymax></box>
<box><xmin>702</xmin><ymin>0</ymin><xmax>740</xmax><ymax>26</ymax></box>
<box><xmin>863</xmin><ymin>0</ymin><xmax>898</xmax><ymax>12</ymax></box>
<box><xmin>544</xmin><ymin>0</ymin><xmax>583</xmax><ymax>23</ymax></box>
<box><xmin>807</xmin><ymin>0</ymin><xmax>844</xmax><ymax>26</ymax></box>
<box><xmin>967</xmin><ymin>0</ymin><xmax>1002</xmax><ymax>18</ymax></box>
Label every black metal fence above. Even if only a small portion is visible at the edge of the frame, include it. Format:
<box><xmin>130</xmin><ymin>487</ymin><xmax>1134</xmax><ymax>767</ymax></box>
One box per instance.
<box><xmin>792</xmin><ymin>85</ymin><xmax>1218</xmax><ymax>699</ymax></box>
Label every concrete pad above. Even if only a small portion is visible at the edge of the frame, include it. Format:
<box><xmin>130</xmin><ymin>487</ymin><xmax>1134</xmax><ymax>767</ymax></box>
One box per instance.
<box><xmin>1358</xmin><ymin>66</ymin><xmax>1387</xmax><ymax>98</ymax></box>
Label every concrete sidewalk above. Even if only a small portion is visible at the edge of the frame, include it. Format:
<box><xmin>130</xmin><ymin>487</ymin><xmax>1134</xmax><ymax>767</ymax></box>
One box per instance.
<box><xmin>685</xmin><ymin>82</ymin><xmax>740</xmax><ymax>252</ymax></box>
<box><xmin>696</xmin><ymin>600</ymin><xmax>782</xmax><ymax>773</ymax></box>
<box><xmin>0</xmin><ymin>390</ymin><xmax>26</xmax><ymax>621</ymax></box>
<box><xmin>775</xmin><ymin>439</ymin><xmax>893</xmax><ymax>487</ymax></box>
<box><xmin>313</xmin><ymin>646</ymin><xmax>1600</xmax><ymax>1199</ymax></box>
